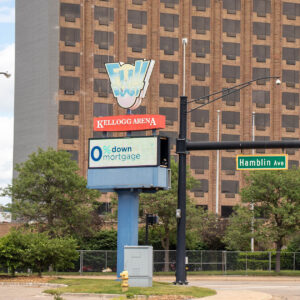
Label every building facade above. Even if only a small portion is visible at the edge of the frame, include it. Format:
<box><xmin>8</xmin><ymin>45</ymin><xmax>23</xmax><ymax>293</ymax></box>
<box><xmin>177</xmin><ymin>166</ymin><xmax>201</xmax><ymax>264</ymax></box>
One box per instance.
<box><xmin>14</xmin><ymin>0</ymin><xmax>300</xmax><ymax>216</ymax></box>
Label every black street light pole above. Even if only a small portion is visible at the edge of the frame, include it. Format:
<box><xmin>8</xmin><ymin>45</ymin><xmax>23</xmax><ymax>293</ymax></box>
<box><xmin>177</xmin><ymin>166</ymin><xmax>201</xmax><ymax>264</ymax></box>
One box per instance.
<box><xmin>174</xmin><ymin>76</ymin><xmax>300</xmax><ymax>284</ymax></box>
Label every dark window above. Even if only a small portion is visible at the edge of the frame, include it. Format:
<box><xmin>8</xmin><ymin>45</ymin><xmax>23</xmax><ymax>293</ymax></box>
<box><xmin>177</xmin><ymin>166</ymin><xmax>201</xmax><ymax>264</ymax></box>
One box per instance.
<box><xmin>221</xmin><ymin>180</ymin><xmax>239</xmax><ymax>193</ymax></box>
<box><xmin>94</xmin><ymin>6</ymin><xmax>114</xmax><ymax>25</ymax></box>
<box><xmin>222</xmin><ymin>111</ymin><xmax>240</xmax><ymax>126</ymax></box>
<box><xmin>252</xmin><ymin>90</ymin><xmax>270</xmax><ymax>107</ymax></box>
<box><xmin>159</xmin><ymin>84</ymin><xmax>178</xmax><ymax>98</ymax></box>
<box><xmin>160</xmin><ymin>37</ymin><xmax>179</xmax><ymax>55</ymax></box>
<box><xmin>130</xmin><ymin>105</ymin><xmax>146</xmax><ymax>115</ymax></box>
<box><xmin>223</xmin><ymin>19</ymin><xmax>240</xmax><ymax>36</ymax></box>
<box><xmin>252</xmin><ymin>68</ymin><xmax>270</xmax><ymax>82</ymax></box>
<box><xmin>94</xmin><ymin>31</ymin><xmax>114</xmax><ymax>49</ymax></box>
<box><xmin>97</xmin><ymin>202</ymin><xmax>112</xmax><ymax>215</ymax></box>
<box><xmin>282</xmin><ymin>48</ymin><xmax>300</xmax><ymax>64</ymax></box>
<box><xmin>222</xmin><ymin>65</ymin><xmax>240</xmax><ymax>81</ymax></box>
<box><xmin>289</xmin><ymin>160</ymin><xmax>299</xmax><ymax>169</ymax></box>
<box><xmin>191</xmin><ymin>110</ymin><xmax>209</xmax><ymax>126</ymax></box>
<box><xmin>192</xmin><ymin>16</ymin><xmax>210</xmax><ymax>34</ymax></box>
<box><xmin>60</xmin><ymin>3</ymin><xmax>80</xmax><ymax>20</ymax></box>
<box><xmin>255</xmin><ymin>113</ymin><xmax>270</xmax><ymax>129</ymax></box>
<box><xmin>222</xmin><ymin>134</ymin><xmax>240</xmax><ymax>141</ymax></box>
<box><xmin>282</xmin><ymin>92</ymin><xmax>299</xmax><ymax>109</ymax></box>
<box><xmin>221</xmin><ymin>206</ymin><xmax>234</xmax><ymax>218</ymax></box>
<box><xmin>128</xmin><ymin>10</ymin><xmax>147</xmax><ymax>28</ymax></box>
<box><xmin>59</xmin><ymin>125</ymin><xmax>79</xmax><ymax>139</ymax></box>
<box><xmin>59</xmin><ymin>101</ymin><xmax>79</xmax><ymax>115</ymax></box>
<box><xmin>190</xmin><ymin>156</ymin><xmax>209</xmax><ymax>170</ymax></box>
<box><xmin>221</xmin><ymin>157</ymin><xmax>235</xmax><ymax>171</ymax></box>
<box><xmin>253</xmin><ymin>0</ymin><xmax>271</xmax><ymax>16</ymax></box>
<box><xmin>282</xmin><ymin>115</ymin><xmax>299</xmax><ymax>129</ymax></box>
<box><xmin>191</xmin><ymin>86</ymin><xmax>209</xmax><ymax>102</ymax></box>
<box><xmin>191</xmin><ymin>133</ymin><xmax>209</xmax><ymax>141</ymax></box>
<box><xmin>282</xmin><ymin>137</ymin><xmax>298</xmax><ymax>154</ymax></box>
<box><xmin>60</xmin><ymin>52</ymin><xmax>80</xmax><ymax>68</ymax></box>
<box><xmin>196</xmin><ymin>205</ymin><xmax>208</xmax><ymax>210</ymax></box>
<box><xmin>282</xmin><ymin>25</ymin><xmax>300</xmax><ymax>41</ymax></box>
<box><xmin>160</xmin><ymin>13</ymin><xmax>179</xmax><ymax>32</ymax></box>
<box><xmin>192</xmin><ymin>0</ymin><xmax>210</xmax><ymax>10</ymax></box>
<box><xmin>253</xmin><ymin>22</ymin><xmax>270</xmax><ymax>37</ymax></box>
<box><xmin>223</xmin><ymin>43</ymin><xmax>240</xmax><ymax>59</ymax></box>
<box><xmin>191</xmin><ymin>63</ymin><xmax>210</xmax><ymax>80</ymax></box>
<box><xmin>94</xmin><ymin>79</ymin><xmax>111</xmax><ymax>97</ymax></box>
<box><xmin>93</xmin><ymin>131</ymin><xmax>113</xmax><ymax>138</ymax></box>
<box><xmin>60</xmin><ymin>28</ymin><xmax>80</xmax><ymax>44</ymax></box>
<box><xmin>67</xmin><ymin>150</ymin><xmax>79</xmax><ymax>162</ymax></box>
<box><xmin>160</xmin><ymin>61</ymin><xmax>178</xmax><ymax>77</ymax></box>
<box><xmin>192</xmin><ymin>179</ymin><xmax>209</xmax><ymax>193</ymax></box>
<box><xmin>94</xmin><ymin>55</ymin><xmax>114</xmax><ymax>72</ymax></box>
<box><xmin>282</xmin><ymin>70</ymin><xmax>300</xmax><ymax>84</ymax></box>
<box><xmin>253</xmin><ymin>45</ymin><xmax>270</xmax><ymax>62</ymax></box>
<box><xmin>128</xmin><ymin>34</ymin><xmax>147</xmax><ymax>52</ymax></box>
<box><xmin>127</xmin><ymin>57</ymin><xmax>144</xmax><ymax>65</ymax></box>
<box><xmin>191</xmin><ymin>40</ymin><xmax>210</xmax><ymax>57</ymax></box>
<box><xmin>93</xmin><ymin>103</ymin><xmax>113</xmax><ymax>117</ymax></box>
<box><xmin>222</xmin><ymin>88</ymin><xmax>240</xmax><ymax>105</ymax></box>
<box><xmin>59</xmin><ymin>76</ymin><xmax>80</xmax><ymax>92</ymax></box>
<box><xmin>159</xmin><ymin>107</ymin><xmax>178</xmax><ymax>122</ymax></box>
<box><xmin>223</xmin><ymin>0</ymin><xmax>241</xmax><ymax>13</ymax></box>
<box><xmin>160</xmin><ymin>0</ymin><xmax>179</xmax><ymax>8</ymax></box>
<box><xmin>283</xmin><ymin>2</ymin><xmax>300</xmax><ymax>19</ymax></box>
<box><xmin>159</xmin><ymin>130</ymin><xmax>177</xmax><ymax>148</ymax></box>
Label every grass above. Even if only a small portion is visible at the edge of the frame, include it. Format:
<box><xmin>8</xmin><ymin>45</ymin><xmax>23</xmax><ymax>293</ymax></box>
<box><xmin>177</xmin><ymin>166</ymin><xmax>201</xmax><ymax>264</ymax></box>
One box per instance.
<box><xmin>45</xmin><ymin>278</ymin><xmax>216</xmax><ymax>298</ymax></box>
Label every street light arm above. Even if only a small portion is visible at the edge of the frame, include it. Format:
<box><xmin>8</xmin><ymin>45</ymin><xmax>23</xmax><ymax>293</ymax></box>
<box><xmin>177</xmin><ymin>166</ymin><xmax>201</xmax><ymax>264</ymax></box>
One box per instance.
<box><xmin>187</xmin><ymin>76</ymin><xmax>280</xmax><ymax>112</ymax></box>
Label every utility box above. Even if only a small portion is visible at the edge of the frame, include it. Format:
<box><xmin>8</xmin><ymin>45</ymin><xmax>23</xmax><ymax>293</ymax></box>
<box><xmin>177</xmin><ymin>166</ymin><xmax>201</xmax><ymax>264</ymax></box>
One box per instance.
<box><xmin>124</xmin><ymin>246</ymin><xmax>153</xmax><ymax>287</ymax></box>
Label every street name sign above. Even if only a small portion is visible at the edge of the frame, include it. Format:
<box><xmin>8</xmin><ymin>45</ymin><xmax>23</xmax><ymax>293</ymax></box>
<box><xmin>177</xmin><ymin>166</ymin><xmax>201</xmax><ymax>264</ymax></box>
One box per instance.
<box><xmin>236</xmin><ymin>154</ymin><xmax>288</xmax><ymax>170</ymax></box>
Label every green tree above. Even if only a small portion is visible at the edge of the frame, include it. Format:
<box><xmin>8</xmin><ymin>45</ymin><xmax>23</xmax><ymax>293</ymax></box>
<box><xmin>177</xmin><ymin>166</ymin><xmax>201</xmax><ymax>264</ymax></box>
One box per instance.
<box><xmin>240</xmin><ymin>169</ymin><xmax>300</xmax><ymax>272</ymax></box>
<box><xmin>139</xmin><ymin>159</ymin><xmax>199</xmax><ymax>271</ymax></box>
<box><xmin>1</xmin><ymin>148</ymin><xmax>101</xmax><ymax>238</ymax></box>
<box><xmin>78</xmin><ymin>229</ymin><xmax>117</xmax><ymax>250</ymax></box>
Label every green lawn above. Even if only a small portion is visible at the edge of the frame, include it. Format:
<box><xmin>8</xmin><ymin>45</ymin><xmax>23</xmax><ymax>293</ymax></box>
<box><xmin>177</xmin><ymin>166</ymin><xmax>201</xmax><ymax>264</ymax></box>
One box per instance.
<box><xmin>45</xmin><ymin>278</ymin><xmax>216</xmax><ymax>298</ymax></box>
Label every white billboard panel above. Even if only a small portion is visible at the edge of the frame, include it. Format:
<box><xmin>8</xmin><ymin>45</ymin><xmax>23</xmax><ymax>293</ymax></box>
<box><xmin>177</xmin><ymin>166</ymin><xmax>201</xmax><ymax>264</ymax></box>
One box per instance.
<box><xmin>89</xmin><ymin>137</ymin><xmax>158</xmax><ymax>168</ymax></box>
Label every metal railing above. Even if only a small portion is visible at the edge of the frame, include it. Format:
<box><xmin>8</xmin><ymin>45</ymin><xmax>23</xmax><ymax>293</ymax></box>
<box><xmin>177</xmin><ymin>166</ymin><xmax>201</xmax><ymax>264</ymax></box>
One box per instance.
<box><xmin>74</xmin><ymin>250</ymin><xmax>300</xmax><ymax>274</ymax></box>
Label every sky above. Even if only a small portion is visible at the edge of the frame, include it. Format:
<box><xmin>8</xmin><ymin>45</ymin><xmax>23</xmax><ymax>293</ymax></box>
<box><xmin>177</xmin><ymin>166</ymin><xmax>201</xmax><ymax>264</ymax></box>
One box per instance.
<box><xmin>0</xmin><ymin>0</ymin><xmax>15</xmax><ymax>206</ymax></box>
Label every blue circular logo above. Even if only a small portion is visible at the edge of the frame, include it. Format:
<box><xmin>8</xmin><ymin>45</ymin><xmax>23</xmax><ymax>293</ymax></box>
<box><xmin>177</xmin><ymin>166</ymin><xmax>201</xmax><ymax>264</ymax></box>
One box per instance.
<box><xmin>91</xmin><ymin>146</ymin><xmax>102</xmax><ymax>161</ymax></box>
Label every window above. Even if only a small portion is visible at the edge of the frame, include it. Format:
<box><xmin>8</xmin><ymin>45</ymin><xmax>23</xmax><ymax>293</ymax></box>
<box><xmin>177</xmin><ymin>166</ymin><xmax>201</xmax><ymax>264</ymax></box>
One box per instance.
<box><xmin>160</xmin><ymin>13</ymin><xmax>179</xmax><ymax>32</ymax></box>
<box><xmin>255</xmin><ymin>113</ymin><xmax>270</xmax><ymax>130</ymax></box>
<box><xmin>59</xmin><ymin>125</ymin><xmax>79</xmax><ymax>140</ymax></box>
<box><xmin>59</xmin><ymin>76</ymin><xmax>80</xmax><ymax>94</ymax></box>
<box><xmin>160</xmin><ymin>37</ymin><xmax>179</xmax><ymax>55</ymax></box>
<box><xmin>191</xmin><ymin>110</ymin><xmax>209</xmax><ymax>127</ymax></box>
<box><xmin>190</xmin><ymin>156</ymin><xmax>209</xmax><ymax>170</ymax></box>
<box><xmin>160</xmin><ymin>61</ymin><xmax>178</xmax><ymax>78</ymax></box>
<box><xmin>192</xmin><ymin>179</ymin><xmax>209</xmax><ymax>193</ymax></box>
<box><xmin>283</xmin><ymin>2</ymin><xmax>300</xmax><ymax>20</ymax></box>
<box><xmin>222</xmin><ymin>88</ymin><xmax>240</xmax><ymax>106</ymax></box>
<box><xmin>94</xmin><ymin>55</ymin><xmax>114</xmax><ymax>73</ymax></box>
<box><xmin>191</xmin><ymin>63</ymin><xmax>210</xmax><ymax>81</ymax></box>
<box><xmin>128</xmin><ymin>10</ymin><xmax>147</xmax><ymax>28</ymax></box>
<box><xmin>160</xmin><ymin>0</ymin><xmax>179</xmax><ymax>9</ymax></box>
<box><xmin>223</xmin><ymin>19</ymin><xmax>240</xmax><ymax>37</ymax></box>
<box><xmin>60</xmin><ymin>52</ymin><xmax>80</xmax><ymax>70</ymax></box>
<box><xmin>282</xmin><ymin>25</ymin><xmax>300</xmax><ymax>42</ymax></box>
<box><xmin>130</xmin><ymin>106</ymin><xmax>146</xmax><ymax>115</ymax></box>
<box><xmin>221</xmin><ymin>157</ymin><xmax>236</xmax><ymax>174</ymax></box>
<box><xmin>221</xmin><ymin>180</ymin><xmax>239</xmax><ymax>194</ymax></box>
<box><xmin>94</xmin><ymin>6</ymin><xmax>114</xmax><ymax>25</ymax></box>
<box><xmin>60</xmin><ymin>3</ymin><xmax>80</xmax><ymax>21</ymax></box>
<box><xmin>159</xmin><ymin>107</ymin><xmax>178</xmax><ymax>125</ymax></box>
<box><xmin>223</xmin><ymin>0</ymin><xmax>241</xmax><ymax>14</ymax></box>
<box><xmin>128</xmin><ymin>34</ymin><xmax>147</xmax><ymax>52</ymax></box>
<box><xmin>253</xmin><ymin>0</ymin><xmax>271</xmax><ymax>17</ymax></box>
<box><xmin>253</xmin><ymin>22</ymin><xmax>270</xmax><ymax>39</ymax></box>
<box><xmin>282</xmin><ymin>48</ymin><xmax>300</xmax><ymax>65</ymax></box>
<box><xmin>191</xmin><ymin>133</ymin><xmax>209</xmax><ymax>142</ymax></box>
<box><xmin>222</xmin><ymin>134</ymin><xmax>240</xmax><ymax>141</ymax></box>
<box><xmin>159</xmin><ymin>84</ymin><xmax>178</xmax><ymax>101</ymax></box>
<box><xmin>223</xmin><ymin>43</ymin><xmax>240</xmax><ymax>60</ymax></box>
<box><xmin>222</xmin><ymin>111</ymin><xmax>240</xmax><ymax>129</ymax></box>
<box><xmin>282</xmin><ymin>137</ymin><xmax>298</xmax><ymax>155</ymax></box>
<box><xmin>192</xmin><ymin>16</ymin><xmax>210</xmax><ymax>34</ymax></box>
<box><xmin>252</xmin><ymin>68</ymin><xmax>270</xmax><ymax>84</ymax></box>
<box><xmin>94</xmin><ymin>79</ymin><xmax>111</xmax><ymax>97</ymax></box>
<box><xmin>282</xmin><ymin>70</ymin><xmax>299</xmax><ymax>87</ymax></box>
<box><xmin>191</xmin><ymin>40</ymin><xmax>210</xmax><ymax>57</ymax></box>
<box><xmin>222</xmin><ymin>65</ymin><xmax>240</xmax><ymax>82</ymax></box>
<box><xmin>67</xmin><ymin>150</ymin><xmax>79</xmax><ymax>162</ymax></box>
<box><xmin>221</xmin><ymin>206</ymin><xmax>234</xmax><ymax>218</ymax></box>
<box><xmin>93</xmin><ymin>103</ymin><xmax>113</xmax><ymax>117</ymax></box>
<box><xmin>97</xmin><ymin>202</ymin><xmax>112</xmax><ymax>215</ymax></box>
<box><xmin>192</xmin><ymin>0</ymin><xmax>210</xmax><ymax>11</ymax></box>
<box><xmin>94</xmin><ymin>31</ymin><xmax>114</xmax><ymax>49</ymax></box>
<box><xmin>282</xmin><ymin>92</ymin><xmax>299</xmax><ymax>110</ymax></box>
<box><xmin>252</xmin><ymin>90</ymin><xmax>270</xmax><ymax>108</ymax></box>
<box><xmin>282</xmin><ymin>115</ymin><xmax>299</xmax><ymax>131</ymax></box>
<box><xmin>289</xmin><ymin>160</ymin><xmax>299</xmax><ymax>169</ymax></box>
<box><xmin>159</xmin><ymin>131</ymin><xmax>178</xmax><ymax>148</ymax></box>
<box><xmin>191</xmin><ymin>86</ymin><xmax>209</xmax><ymax>103</ymax></box>
<box><xmin>253</xmin><ymin>45</ymin><xmax>270</xmax><ymax>62</ymax></box>
<box><xmin>60</xmin><ymin>28</ymin><xmax>80</xmax><ymax>46</ymax></box>
<box><xmin>59</xmin><ymin>101</ymin><xmax>79</xmax><ymax>116</ymax></box>
<box><xmin>255</xmin><ymin>136</ymin><xmax>270</xmax><ymax>153</ymax></box>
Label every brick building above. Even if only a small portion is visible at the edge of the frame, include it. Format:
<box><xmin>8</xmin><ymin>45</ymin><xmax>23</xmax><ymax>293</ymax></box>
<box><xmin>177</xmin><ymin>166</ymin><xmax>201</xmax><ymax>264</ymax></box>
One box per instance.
<box><xmin>14</xmin><ymin>0</ymin><xmax>300</xmax><ymax>216</ymax></box>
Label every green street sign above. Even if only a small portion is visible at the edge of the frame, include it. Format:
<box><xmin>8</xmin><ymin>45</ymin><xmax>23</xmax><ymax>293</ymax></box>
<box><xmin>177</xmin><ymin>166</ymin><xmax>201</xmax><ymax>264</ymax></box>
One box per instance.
<box><xmin>236</xmin><ymin>154</ymin><xmax>288</xmax><ymax>170</ymax></box>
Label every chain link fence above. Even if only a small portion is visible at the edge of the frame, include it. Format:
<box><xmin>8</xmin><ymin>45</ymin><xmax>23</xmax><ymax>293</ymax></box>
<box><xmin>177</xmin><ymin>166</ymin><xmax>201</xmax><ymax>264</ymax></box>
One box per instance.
<box><xmin>75</xmin><ymin>250</ymin><xmax>300</xmax><ymax>274</ymax></box>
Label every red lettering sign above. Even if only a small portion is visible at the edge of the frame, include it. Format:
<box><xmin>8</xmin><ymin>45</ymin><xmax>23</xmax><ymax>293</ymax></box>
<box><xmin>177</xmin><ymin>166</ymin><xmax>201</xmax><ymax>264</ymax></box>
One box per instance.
<box><xmin>93</xmin><ymin>114</ymin><xmax>166</xmax><ymax>132</ymax></box>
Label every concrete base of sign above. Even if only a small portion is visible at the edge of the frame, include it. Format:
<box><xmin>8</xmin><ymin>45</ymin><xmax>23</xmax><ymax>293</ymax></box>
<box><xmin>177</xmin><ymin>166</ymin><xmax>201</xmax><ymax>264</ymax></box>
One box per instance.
<box><xmin>87</xmin><ymin>166</ymin><xmax>170</xmax><ymax>191</ymax></box>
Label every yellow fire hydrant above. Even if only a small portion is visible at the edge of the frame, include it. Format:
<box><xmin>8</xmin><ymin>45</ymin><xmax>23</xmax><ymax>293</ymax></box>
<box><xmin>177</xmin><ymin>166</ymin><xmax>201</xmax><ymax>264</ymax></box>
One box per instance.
<box><xmin>120</xmin><ymin>270</ymin><xmax>129</xmax><ymax>292</ymax></box>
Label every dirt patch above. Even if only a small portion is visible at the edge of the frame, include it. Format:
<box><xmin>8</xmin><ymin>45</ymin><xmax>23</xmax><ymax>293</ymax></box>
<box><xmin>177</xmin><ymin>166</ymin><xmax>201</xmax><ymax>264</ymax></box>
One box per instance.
<box><xmin>0</xmin><ymin>275</ymin><xmax>54</xmax><ymax>283</ymax></box>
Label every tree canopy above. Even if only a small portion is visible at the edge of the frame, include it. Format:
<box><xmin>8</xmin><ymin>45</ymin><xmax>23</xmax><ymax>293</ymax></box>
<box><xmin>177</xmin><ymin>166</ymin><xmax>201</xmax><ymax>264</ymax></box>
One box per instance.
<box><xmin>1</xmin><ymin>148</ymin><xmax>101</xmax><ymax>238</ymax></box>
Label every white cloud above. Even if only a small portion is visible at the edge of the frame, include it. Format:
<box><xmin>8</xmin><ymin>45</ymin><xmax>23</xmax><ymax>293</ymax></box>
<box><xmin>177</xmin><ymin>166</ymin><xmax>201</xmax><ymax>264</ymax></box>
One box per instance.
<box><xmin>0</xmin><ymin>43</ymin><xmax>14</xmax><ymax>116</ymax></box>
<box><xmin>0</xmin><ymin>6</ymin><xmax>14</xmax><ymax>23</ymax></box>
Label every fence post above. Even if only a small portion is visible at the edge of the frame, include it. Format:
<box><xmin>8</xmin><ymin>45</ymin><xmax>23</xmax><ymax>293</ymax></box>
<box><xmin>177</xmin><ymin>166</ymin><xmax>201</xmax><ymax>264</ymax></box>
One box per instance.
<box><xmin>201</xmin><ymin>251</ymin><xmax>203</xmax><ymax>271</ymax></box>
<box><xmin>79</xmin><ymin>250</ymin><xmax>83</xmax><ymax>275</ymax></box>
<box><xmin>224</xmin><ymin>251</ymin><xmax>227</xmax><ymax>274</ymax></box>
<box><xmin>245</xmin><ymin>252</ymin><xmax>248</xmax><ymax>275</ymax></box>
<box><xmin>105</xmin><ymin>251</ymin><xmax>108</xmax><ymax>269</ymax></box>
<box><xmin>269</xmin><ymin>251</ymin><xmax>271</xmax><ymax>272</ymax></box>
<box><xmin>293</xmin><ymin>252</ymin><xmax>296</xmax><ymax>271</ymax></box>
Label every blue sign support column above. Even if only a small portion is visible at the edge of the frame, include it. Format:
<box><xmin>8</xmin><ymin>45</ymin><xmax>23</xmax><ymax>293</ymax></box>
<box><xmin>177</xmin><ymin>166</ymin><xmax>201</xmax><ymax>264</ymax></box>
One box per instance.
<box><xmin>116</xmin><ymin>189</ymin><xmax>139</xmax><ymax>277</ymax></box>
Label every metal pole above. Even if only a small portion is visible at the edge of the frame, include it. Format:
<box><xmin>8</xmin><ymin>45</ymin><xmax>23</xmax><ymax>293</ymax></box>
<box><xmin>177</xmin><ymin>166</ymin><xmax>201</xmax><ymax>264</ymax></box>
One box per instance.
<box><xmin>80</xmin><ymin>250</ymin><xmax>83</xmax><ymax>275</ymax></box>
<box><xmin>251</xmin><ymin>112</ymin><xmax>255</xmax><ymax>252</ymax></box>
<box><xmin>145</xmin><ymin>214</ymin><xmax>149</xmax><ymax>245</ymax></box>
<box><xmin>175</xmin><ymin>96</ymin><xmax>188</xmax><ymax>284</ymax></box>
<box><xmin>216</xmin><ymin>110</ymin><xmax>220</xmax><ymax>215</ymax></box>
<box><xmin>182</xmin><ymin>38</ymin><xmax>187</xmax><ymax>96</ymax></box>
